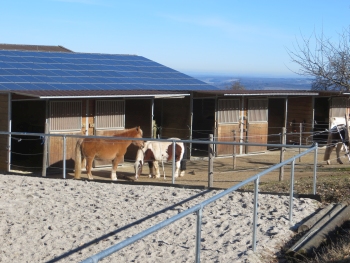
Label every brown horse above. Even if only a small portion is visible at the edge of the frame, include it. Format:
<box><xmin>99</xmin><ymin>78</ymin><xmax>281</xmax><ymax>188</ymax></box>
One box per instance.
<box><xmin>74</xmin><ymin>126</ymin><xmax>143</xmax><ymax>180</ymax></box>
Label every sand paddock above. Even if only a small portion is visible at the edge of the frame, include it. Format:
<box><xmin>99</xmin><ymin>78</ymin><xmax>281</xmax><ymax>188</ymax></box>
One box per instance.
<box><xmin>0</xmin><ymin>173</ymin><xmax>320</xmax><ymax>262</ymax></box>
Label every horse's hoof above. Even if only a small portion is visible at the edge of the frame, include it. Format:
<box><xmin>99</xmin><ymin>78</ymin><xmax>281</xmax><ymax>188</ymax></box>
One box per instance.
<box><xmin>326</xmin><ymin>161</ymin><xmax>331</xmax><ymax>165</ymax></box>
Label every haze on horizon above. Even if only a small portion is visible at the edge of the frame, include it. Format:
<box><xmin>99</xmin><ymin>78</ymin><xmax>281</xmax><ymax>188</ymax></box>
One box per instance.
<box><xmin>1</xmin><ymin>1</ymin><xmax>349</xmax><ymax>78</ymax></box>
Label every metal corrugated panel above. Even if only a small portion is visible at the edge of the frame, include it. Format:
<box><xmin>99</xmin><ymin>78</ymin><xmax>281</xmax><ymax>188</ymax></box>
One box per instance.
<box><xmin>217</xmin><ymin>99</ymin><xmax>240</xmax><ymax>123</ymax></box>
<box><xmin>96</xmin><ymin>100</ymin><xmax>124</xmax><ymax>129</ymax></box>
<box><xmin>330</xmin><ymin>97</ymin><xmax>348</xmax><ymax>117</ymax></box>
<box><xmin>248</xmin><ymin>99</ymin><xmax>268</xmax><ymax>122</ymax></box>
<box><xmin>50</xmin><ymin>101</ymin><xmax>82</xmax><ymax>131</ymax></box>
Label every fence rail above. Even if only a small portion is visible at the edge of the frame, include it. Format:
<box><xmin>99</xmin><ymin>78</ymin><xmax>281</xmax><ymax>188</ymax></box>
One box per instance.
<box><xmin>0</xmin><ymin>131</ymin><xmax>319</xmax><ymax>262</ymax></box>
<box><xmin>80</xmin><ymin>144</ymin><xmax>318</xmax><ymax>263</ymax></box>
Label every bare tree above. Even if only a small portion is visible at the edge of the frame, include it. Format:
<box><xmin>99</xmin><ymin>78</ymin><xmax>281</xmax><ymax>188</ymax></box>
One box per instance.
<box><xmin>287</xmin><ymin>28</ymin><xmax>350</xmax><ymax>91</ymax></box>
<box><xmin>226</xmin><ymin>81</ymin><xmax>245</xmax><ymax>90</ymax></box>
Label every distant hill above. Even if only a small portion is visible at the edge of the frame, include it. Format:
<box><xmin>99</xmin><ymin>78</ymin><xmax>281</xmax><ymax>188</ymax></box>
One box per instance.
<box><xmin>190</xmin><ymin>75</ymin><xmax>313</xmax><ymax>90</ymax></box>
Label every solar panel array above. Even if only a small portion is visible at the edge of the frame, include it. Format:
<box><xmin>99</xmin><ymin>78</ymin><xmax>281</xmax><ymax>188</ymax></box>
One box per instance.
<box><xmin>0</xmin><ymin>50</ymin><xmax>216</xmax><ymax>91</ymax></box>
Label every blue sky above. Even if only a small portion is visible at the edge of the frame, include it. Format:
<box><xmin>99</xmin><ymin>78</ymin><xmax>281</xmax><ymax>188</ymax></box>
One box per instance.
<box><xmin>1</xmin><ymin>1</ymin><xmax>349</xmax><ymax>77</ymax></box>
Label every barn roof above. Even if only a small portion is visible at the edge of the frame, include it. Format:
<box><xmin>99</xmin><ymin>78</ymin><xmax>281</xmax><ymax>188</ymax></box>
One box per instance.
<box><xmin>0</xmin><ymin>44</ymin><xmax>72</xmax><ymax>52</ymax></box>
<box><xmin>0</xmin><ymin>49</ymin><xmax>217</xmax><ymax>98</ymax></box>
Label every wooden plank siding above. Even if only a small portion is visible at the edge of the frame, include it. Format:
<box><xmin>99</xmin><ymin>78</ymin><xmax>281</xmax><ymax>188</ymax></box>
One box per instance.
<box><xmin>0</xmin><ymin>94</ymin><xmax>8</xmax><ymax>171</ymax></box>
<box><xmin>246</xmin><ymin>98</ymin><xmax>268</xmax><ymax>153</ymax></box>
<box><xmin>48</xmin><ymin>100</ymin><xmax>84</xmax><ymax>169</ymax></box>
<box><xmin>48</xmin><ymin>132</ymin><xmax>81</xmax><ymax>169</ymax></box>
<box><xmin>216</xmin><ymin>124</ymin><xmax>240</xmax><ymax>156</ymax></box>
<box><xmin>286</xmin><ymin>97</ymin><xmax>314</xmax><ymax>145</ymax></box>
<box><xmin>246</xmin><ymin>123</ymin><xmax>268</xmax><ymax>153</ymax></box>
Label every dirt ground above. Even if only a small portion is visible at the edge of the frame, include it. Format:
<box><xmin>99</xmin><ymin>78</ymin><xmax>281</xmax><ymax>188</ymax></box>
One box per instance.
<box><xmin>52</xmin><ymin>146</ymin><xmax>350</xmax><ymax>192</ymax></box>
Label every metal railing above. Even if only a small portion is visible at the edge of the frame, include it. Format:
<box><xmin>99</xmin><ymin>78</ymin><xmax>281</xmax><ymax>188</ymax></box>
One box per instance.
<box><xmin>80</xmin><ymin>144</ymin><xmax>318</xmax><ymax>263</ymax></box>
<box><xmin>0</xmin><ymin>131</ymin><xmax>319</xmax><ymax>262</ymax></box>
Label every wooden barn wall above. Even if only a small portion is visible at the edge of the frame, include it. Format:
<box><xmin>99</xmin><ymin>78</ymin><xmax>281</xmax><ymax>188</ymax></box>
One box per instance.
<box><xmin>48</xmin><ymin>99</ymin><xmax>91</xmax><ymax>169</ymax></box>
<box><xmin>286</xmin><ymin>97</ymin><xmax>313</xmax><ymax>145</ymax></box>
<box><xmin>246</xmin><ymin>122</ymin><xmax>268</xmax><ymax>153</ymax></box>
<box><xmin>157</xmin><ymin>97</ymin><xmax>191</xmax><ymax>139</ymax></box>
<box><xmin>216</xmin><ymin>124</ymin><xmax>240</xmax><ymax>156</ymax></box>
<box><xmin>48</xmin><ymin>132</ymin><xmax>81</xmax><ymax>170</ymax></box>
<box><xmin>246</xmin><ymin>98</ymin><xmax>268</xmax><ymax>153</ymax></box>
<box><xmin>0</xmin><ymin>94</ymin><xmax>8</xmax><ymax>171</ymax></box>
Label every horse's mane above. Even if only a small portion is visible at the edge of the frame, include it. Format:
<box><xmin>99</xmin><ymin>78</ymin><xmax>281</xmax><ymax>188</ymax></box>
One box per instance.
<box><xmin>112</xmin><ymin>126</ymin><xmax>142</xmax><ymax>137</ymax></box>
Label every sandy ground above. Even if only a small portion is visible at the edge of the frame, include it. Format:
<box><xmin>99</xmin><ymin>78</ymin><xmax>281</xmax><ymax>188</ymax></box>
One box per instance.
<box><xmin>0</xmin><ymin>173</ymin><xmax>320</xmax><ymax>263</ymax></box>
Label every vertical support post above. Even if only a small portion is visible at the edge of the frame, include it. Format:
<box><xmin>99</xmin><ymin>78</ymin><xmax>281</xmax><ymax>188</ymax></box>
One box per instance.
<box><xmin>63</xmin><ymin>135</ymin><xmax>67</xmax><ymax>179</ymax></box>
<box><xmin>313</xmin><ymin>143</ymin><xmax>318</xmax><ymax>195</ymax></box>
<box><xmin>279</xmin><ymin>127</ymin><xmax>286</xmax><ymax>181</ymax></box>
<box><xmin>7</xmin><ymin>93</ymin><xmax>12</xmax><ymax>173</ymax></box>
<box><xmin>195</xmin><ymin>207</ymin><xmax>203</xmax><ymax>263</ymax></box>
<box><xmin>172</xmin><ymin>140</ymin><xmax>176</xmax><ymax>184</ymax></box>
<box><xmin>289</xmin><ymin>159</ymin><xmax>295</xmax><ymax>225</ymax></box>
<box><xmin>208</xmin><ymin>134</ymin><xmax>213</xmax><ymax>188</ymax></box>
<box><xmin>42</xmin><ymin>122</ymin><xmax>48</xmax><ymax>177</ymax></box>
<box><xmin>299</xmin><ymin>123</ymin><xmax>302</xmax><ymax>162</ymax></box>
<box><xmin>252</xmin><ymin>177</ymin><xmax>259</xmax><ymax>252</ymax></box>
<box><xmin>232</xmin><ymin>130</ymin><xmax>236</xmax><ymax>169</ymax></box>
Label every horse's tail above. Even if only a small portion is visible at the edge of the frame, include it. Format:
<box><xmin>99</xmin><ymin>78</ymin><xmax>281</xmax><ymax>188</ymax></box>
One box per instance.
<box><xmin>74</xmin><ymin>139</ymin><xmax>83</xmax><ymax>179</ymax></box>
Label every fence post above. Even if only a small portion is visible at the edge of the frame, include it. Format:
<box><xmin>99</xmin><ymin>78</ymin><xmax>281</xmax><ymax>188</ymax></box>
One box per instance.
<box><xmin>195</xmin><ymin>207</ymin><xmax>203</xmax><ymax>263</ymax></box>
<box><xmin>232</xmin><ymin>130</ymin><xmax>236</xmax><ymax>169</ymax></box>
<box><xmin>252</xmin><ymin>177</ymin><xmax>259</xmax><ymax>252</ymax></box>
<box><xmin>42</xmin><ymin>122</ymin><xmax>48</xmax><ymax>177</ymax></box>
<box><xmin>313</xmin><ymin>143</ymin><xmax>318</xmax><ymax>195</ymax></box>
<box><xmin>172</xmin><ymin>140</ymin><xmax>176</xmax><ymax>184</ymax></box>
<box><xmin>208</xmin><ymin>134</ymin><xmax>213</xmax><ymax>188</ymax></box>
<box><xmin>299</xmin><ymin>123</ymin><xmax>302</xmax><ymax>162</ymax></box>
<box><xmin>63</xmin><ymin>135</ymin><xmax>67</xmax><ymax>179</ymax></box>
<box><xmin>289</xmin><ymin>159</ymin><xmax>295</xmax><ymax>225</ymax></box>
<box><xmin>279</xmin><ymin>127</ymin><xmax>286</xmax><ymax>181</ymax></box>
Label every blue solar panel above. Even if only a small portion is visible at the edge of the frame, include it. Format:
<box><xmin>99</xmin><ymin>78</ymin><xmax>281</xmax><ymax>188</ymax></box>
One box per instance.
<box><xmin>0</xmin><ymin>50</ymin><xmax>217</xmax><ymax>92</ymax></box>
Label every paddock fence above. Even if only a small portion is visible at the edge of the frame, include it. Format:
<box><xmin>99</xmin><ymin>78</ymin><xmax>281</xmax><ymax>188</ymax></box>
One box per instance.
<box><xmin>0</xmin><ymin>131</ymin><xmax>323</xmax><ymax>262</ymax></box>
<box><xmin>79</xmin><ymin>143</ymin><xmax>318</xmax><ymax>263</ymax></box>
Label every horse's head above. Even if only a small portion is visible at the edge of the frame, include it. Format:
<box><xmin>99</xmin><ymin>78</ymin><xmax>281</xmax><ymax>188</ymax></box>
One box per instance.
<box><xmin>132</xmin><ymin>126</ymin><xmax>144</xmax><ymax>148</ymax></box>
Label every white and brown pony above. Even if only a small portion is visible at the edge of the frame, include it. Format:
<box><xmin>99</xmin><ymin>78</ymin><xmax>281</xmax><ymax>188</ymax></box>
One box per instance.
<box><xmin>134</xmin><ymin>138</ymin><xmax>186</xmax><ymax>180</ymax></box>
<box><xmin>74</xmin><ymin>126</ymin><xmax>143</xmax><ymax>180</ymax></box>
<box><xmin>324</xmin><ymin>117</ymin><xmax>350</xmax><ymax>165</ymax></box>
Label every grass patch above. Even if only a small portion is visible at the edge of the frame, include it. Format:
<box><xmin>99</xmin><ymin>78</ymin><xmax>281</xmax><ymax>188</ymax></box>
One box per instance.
<box><xmin>241</xmin><ymin>170</ymin><xmax>350</xmax><ymax>262</ymax></box>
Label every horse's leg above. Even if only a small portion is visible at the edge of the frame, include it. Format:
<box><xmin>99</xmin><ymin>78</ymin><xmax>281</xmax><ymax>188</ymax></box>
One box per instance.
<box><xmin>148</xmin><ymin>161</ymin><xmax>154</xmax><ymax>178</ymax></box>
<box><xmin>153</xmin><ymin>161</ymin><xmax>160</xmax><ymax>178</ymax></box>
<box><xmin>174</xmin><ymin>161</ymin><xmax>180</xmax><ymax>177</ymax></box>
<box><xmin>85</xmin><ymin>157</ymin><xmax>94</xmax><ymax>180</ymax></box>
<box><xmin>336</xmin><ymin>143</ymin><xmax>344</xmax><ymax>164</ymax></box>
<box><xmin>180</xmin><ymin>159</ymin><xmax>186</xmax><ymax>177</ymax></box>
<box><xmin>111</xmin><ymin>155</ymin><xmax>123</xmax><ymax>180</ymax></box>
<box><xmin>324</xmin><ymin>132</ymin><xmax>334</xmax><ymax>165</ymax></box>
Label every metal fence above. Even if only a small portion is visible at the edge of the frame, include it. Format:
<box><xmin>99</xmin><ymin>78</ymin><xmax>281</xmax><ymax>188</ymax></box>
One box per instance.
<box><xmin>0</xmin><ymin>131</ymin><xmax>318</xmax><ymax>262</ymax></box>
<box><xmin>79</xmin><ymin>143</ymin><xmax>317</xmax><ymax>263</ymax></box>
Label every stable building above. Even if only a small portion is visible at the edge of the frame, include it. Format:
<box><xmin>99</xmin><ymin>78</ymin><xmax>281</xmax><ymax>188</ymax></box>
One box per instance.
<box><xmin>0</xmin><ymin>44</ymin><xmax>216</xmax><ymax>173</ymax></box>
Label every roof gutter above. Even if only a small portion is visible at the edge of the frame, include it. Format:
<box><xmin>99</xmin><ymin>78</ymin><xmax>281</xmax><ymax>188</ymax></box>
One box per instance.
<box><xmin>36</xmin><ymin>93</ymin><xmax>190</xmax><ymax>99</ymax></box>
<box><xmin>223</xmin><ymin>92</ymin><xmax>319</xmax><ymax>96</ymax></box>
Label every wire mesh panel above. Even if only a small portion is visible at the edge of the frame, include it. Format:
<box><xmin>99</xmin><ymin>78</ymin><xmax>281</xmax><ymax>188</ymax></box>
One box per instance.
<box><xmin>49</xmin><ymin>101</ymin><xmax>82</xmax><ymax>131</ymax></box>
<box><xmin>95</xmin><ymin>100</ymin><xmax>125</xmax><ymax>129</ymax></box>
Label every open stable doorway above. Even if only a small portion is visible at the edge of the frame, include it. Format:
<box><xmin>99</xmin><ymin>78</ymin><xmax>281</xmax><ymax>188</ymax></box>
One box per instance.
<box><xmin>11</xmin><ymin>100</ymin><xmax>46</xmax><ymax>171</ymax></box>
<box><xmin>192</xmin><ymin>98</ymin><xmax>216</xmax><ymax>156</ymax></box>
